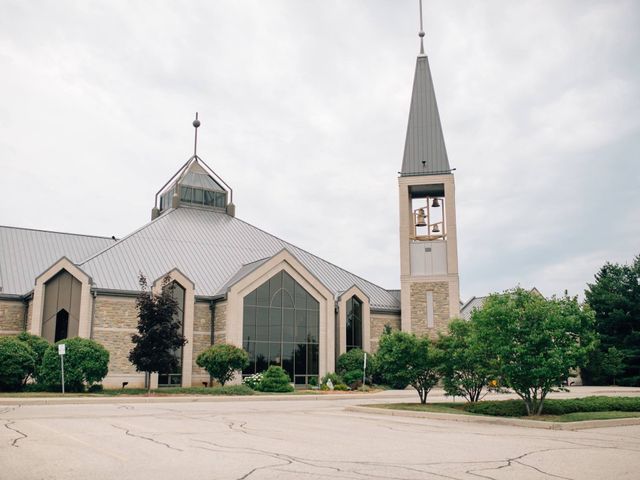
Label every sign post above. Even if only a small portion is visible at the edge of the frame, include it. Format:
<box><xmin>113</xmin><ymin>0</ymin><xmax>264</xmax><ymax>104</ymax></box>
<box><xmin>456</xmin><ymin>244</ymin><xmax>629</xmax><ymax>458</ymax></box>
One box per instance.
<box><xmin>362</xmin><ymin>352</ymin><xmax>367</xmax><ymax>390</ymax></box>
<box><xmin>58</xmin><ymin>344</ymin><xmax>66</xmax><ymax>394</ymax></box>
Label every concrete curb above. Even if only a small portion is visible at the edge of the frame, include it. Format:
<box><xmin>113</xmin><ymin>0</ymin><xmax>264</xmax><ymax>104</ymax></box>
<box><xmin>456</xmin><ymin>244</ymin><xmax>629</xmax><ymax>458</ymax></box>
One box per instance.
<box><xmin>0</xmin><ymin>391</ymin><xmax>409</xmax><ymax>407</ymax></box>
<box><xmin>345</xmin><ymin>405</ymin><xmax>640</xmax><ymax>431</ymax></box>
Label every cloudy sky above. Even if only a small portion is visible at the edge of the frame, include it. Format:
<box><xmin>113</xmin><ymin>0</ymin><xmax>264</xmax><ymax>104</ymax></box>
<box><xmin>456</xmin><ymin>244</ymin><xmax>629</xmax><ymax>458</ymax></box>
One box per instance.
<box><xmin>1</xmin><ymin>1</ymin><xmax>638</xmax><ymax>301</ymax></box>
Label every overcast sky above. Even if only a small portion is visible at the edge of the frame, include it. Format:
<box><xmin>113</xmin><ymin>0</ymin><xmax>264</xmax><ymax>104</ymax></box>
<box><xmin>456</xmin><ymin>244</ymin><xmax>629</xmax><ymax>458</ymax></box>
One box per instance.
<box><xmin>1</xmin><ymin>1</ymin><xmax>638</xmax><ymax>301</ymax></box>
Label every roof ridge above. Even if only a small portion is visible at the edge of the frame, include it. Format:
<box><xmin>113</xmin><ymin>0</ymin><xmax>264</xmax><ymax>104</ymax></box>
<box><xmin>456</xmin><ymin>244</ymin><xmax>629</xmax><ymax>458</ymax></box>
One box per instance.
<box><xmin>230</xmin><ymin>215</ymin><xmax>398</xmax><ymax>301</ymax></box>
<box><xmin>79</xmin><ymin>209</ymin><xmax>178</xmax><ymax>266</ymax></box>
<box><xmin>0</xmin><ymin>224</ymin><xmax>115</xmax><ymax>241</ymax></box>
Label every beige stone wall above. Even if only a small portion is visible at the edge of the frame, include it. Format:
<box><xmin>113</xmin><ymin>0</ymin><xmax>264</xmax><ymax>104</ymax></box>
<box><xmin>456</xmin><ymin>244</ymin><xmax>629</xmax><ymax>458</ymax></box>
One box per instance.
<box><xmin>192</xmin><ymin>302</ymin><xmax>212</xmax><ymax>378</ymax></box>
<box><xmin>213</xmin><ymin>301</ymin><xmax>227</xmax><ymax>345</ymax></box>
<box><xmin>410</xmin><ymin>281</ymin><xmax>450</xmax><ymax>339</ymax></box>
<box><xmin>92</xmin><ymin>296</ymin><xmax>139</xmax><ymax>375</ymax></box>
<box><xmin>26</xmin><ymin>300</ymin><xmax>33</xmax><ymax>332</ymax></box>
<box><xmin>369</xmin><ymin>313</ymin><xmax>401</xmax><ymax>352</ymax></box>
<box><xmin>0</xmin><ymin>300</ymin><xmax>26</xmax><ymax>335</ymax></box>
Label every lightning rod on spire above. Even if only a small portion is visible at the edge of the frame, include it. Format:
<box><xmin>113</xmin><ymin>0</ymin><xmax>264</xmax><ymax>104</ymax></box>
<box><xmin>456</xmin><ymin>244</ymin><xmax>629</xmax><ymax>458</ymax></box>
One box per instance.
<box><xmin>193</xmin><ymin>112</ymin><xmax>201</xmax><ymax>156</ymax></box>
<box><xmin>418</xmin><ymin>0</ymin><xmax>425</xmax><ymax>55</ymax></box>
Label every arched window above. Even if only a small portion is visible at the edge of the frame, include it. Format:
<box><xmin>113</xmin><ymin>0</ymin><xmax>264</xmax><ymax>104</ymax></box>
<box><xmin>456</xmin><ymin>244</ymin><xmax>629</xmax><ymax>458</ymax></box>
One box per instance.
<box><xmin>158</xmin><ymin>281</ymin><xmax>185</xmax><ymax>387</ymax></box>
<box><xmin>346</xmin><ymin>296</ymin><xmax>363</xmax><ymax>351</ymax></box>
<box><xmin>54</xmin><ymin>309</ymin><xmax>69</xmax><ymax>343</ymax></box>
<box><xmin>242</xmin><ymin>271</ymin><xmax>319</xmax><ymax>385</ymax></box>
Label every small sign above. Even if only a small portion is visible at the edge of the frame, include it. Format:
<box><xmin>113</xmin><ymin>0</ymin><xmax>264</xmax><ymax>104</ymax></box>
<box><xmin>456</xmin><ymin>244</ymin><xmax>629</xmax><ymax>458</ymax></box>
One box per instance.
<box><xmin>58</xmin><ymin>344</ymin><xmax>66</xmax><ymax>355</ymax></box>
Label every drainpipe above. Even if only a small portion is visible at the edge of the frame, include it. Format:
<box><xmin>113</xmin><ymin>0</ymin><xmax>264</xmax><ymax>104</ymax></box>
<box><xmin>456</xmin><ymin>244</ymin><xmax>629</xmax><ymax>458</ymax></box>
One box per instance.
<box><xmin>90</xmin><ymin>289</ymin><xmax>97</xmax><ymax>339</ymax></box>
<box><xmin>208</xmin><ymin>300</ymin><xmax>216</xmax><ymax>387</ymax></box>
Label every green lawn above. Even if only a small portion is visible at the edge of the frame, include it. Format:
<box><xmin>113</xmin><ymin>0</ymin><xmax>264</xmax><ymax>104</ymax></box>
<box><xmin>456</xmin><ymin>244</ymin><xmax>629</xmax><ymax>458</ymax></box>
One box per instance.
<box><xmin>364</xmin><ymin>397</ymin><xmax>640</xmax><ymax>423</ymax></box>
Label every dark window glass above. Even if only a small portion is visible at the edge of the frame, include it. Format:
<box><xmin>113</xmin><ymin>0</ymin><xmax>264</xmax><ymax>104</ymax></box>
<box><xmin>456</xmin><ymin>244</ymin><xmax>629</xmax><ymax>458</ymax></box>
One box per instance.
<box><xmin>180</xmin><ymin>187</ymin><xmax>193</xmax><ymax>203</ymax></box>
<box><xmin>159</xmin><ymin>282</ymin><xmax>185</xmax><ymax>387</ymax></box>
<box><xmin>346</xmin><ymin>296</ymin><xmax>363</xmax><ymax>351</ymax></box>
<box><xmin>242</xmin><ymin>271</ymin><xmax>319</xmax><ymax>384</ymax></box>
<box><xmin>215</xmin><ymin>192</ymin><xmax>226</xmax><ymax>208</ymax></box>
<box><xmin>54</xmin><ymin>309</ymin><xmax>69</xmax><ymax>343</ymax></box>
<box><xmin>194</xmin><ymin>188</ymin><xmax>204</xmax><ymax>204</ymax></box>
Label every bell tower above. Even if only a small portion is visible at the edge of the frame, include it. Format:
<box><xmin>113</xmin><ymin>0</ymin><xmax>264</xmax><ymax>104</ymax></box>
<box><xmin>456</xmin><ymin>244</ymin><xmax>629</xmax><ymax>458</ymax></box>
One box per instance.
<box><xmin>399</xmin><ymin>2</ymin><xmax>460</xmax><ymax>336</ymax></box>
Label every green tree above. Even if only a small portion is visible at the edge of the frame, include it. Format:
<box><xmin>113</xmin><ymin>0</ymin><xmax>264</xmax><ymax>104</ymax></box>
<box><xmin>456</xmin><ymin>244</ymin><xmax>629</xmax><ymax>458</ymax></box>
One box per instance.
<box><xmin>258</xmin><ymin>365</ymin><xmax>294</xmax><ymax>392</ymax></box>
<box><xmin>196</xmin><ymin>344</ymin><xmax>249</xmax><ymax>386</ymax></box>
<box><xmin>129</xmin><ymin>274</ymin><xmax>187</xmax><ymax>392</ymax></box>
<box><xmin>40</xmin><ymin>337</ymin><xmax>109</xmax><ymax>392</ymax></box>
<box><xmin>0</xmin><ymin>337</ymin><xmax>35</xmax><ymax>391</ymax></box>
<box><xmin>601</xmin><ymin>347</ymin><xmax>626</xmax><ymax>386</ymax></box>
<box><xmin>438</xmin><ymin>319</ymin><xmax>495</xmax><ymax>402</ymax></box>
<box><xmin>16</xmin><ymin>332</ymin><xmax>50</xmax><ymax>383</ymax></box>
<box><xmin>376</xmin><ymin>330</ymin><xmax>442</xmax><ymax>404</ymax></box>
<box><xmin>473</xmin><ymin>288</ymin><xmax>595</xmax><ymax>416</ymax></box>
<box><xmin>584</xmin><ymin>255</ymin><xmax>640</xmax><ymax>386</ymax></box>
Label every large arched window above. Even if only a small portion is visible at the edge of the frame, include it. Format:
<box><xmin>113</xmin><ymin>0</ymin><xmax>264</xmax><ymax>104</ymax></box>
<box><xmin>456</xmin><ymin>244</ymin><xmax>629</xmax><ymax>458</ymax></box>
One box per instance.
<box><xmin>242</xmin><ymin>271</ymin><xmax>319</xmax><ymax>385</ymax></box>
<box><xmin>346</xmin><ymin>296</ymin><xmax>363</xmax><ymax>351</ymax></box>
<box><xmin>158</xmin><ymin>281</ymin><xmax>185</xmax><ymax>387</ymax></box>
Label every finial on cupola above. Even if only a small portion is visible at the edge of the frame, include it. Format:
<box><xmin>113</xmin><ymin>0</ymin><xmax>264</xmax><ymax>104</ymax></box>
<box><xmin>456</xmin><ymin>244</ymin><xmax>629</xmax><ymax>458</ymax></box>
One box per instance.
<box><xmin>193</xmin><ymin>112</ymin><xmax>201</xmax><ymax>156</ymax></box>
<box><xmin>418</xmin><ymin>0</ymin><xmax>425</xmax><ymax>55</ymax></box>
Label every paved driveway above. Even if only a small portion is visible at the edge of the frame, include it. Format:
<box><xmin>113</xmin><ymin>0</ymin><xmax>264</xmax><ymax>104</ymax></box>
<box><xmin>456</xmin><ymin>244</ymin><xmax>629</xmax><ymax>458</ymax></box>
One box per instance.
<box><xmin>1</xmin><ymin>387</ymin><xmax>639</xmax><ymax>479</ymax></box>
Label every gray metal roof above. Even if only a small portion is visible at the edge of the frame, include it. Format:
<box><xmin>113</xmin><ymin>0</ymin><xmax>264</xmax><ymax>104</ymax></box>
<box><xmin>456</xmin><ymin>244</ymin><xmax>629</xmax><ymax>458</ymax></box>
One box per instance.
<box><xmin>0</xmin><ymin>226</ymin><xmax>116</xmax><ymax>296</ymax></box>
<box><xmin>79</xmin><ymin>207</ymin><xmax>400</xmax><ymax>311</ymax></box>
<box><xmin>459</xmin><ymin>296</ymin><xmax>486</xmax><ymax>321</ymax></box>
<box><xmin>400</xmin><ymin>55</ymin><xmax>451</xmax><ymax>176</ymax></box>
<box><xmin>180</xmin><ymin>171</ymin><xmax>225</xmax><ymax>191</ymax></box>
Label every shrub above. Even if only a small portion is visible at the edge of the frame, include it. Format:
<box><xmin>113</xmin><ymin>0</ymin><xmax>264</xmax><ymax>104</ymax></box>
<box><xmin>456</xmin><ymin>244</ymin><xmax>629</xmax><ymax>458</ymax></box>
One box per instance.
<box><xmin>333</xmin><ymin>383</ymin><xmax>349</xmax><ymax>391</ymax></box>
<box><xmin>320</xmin><ymin>372</ymin><xmax>343</xmax><ymax>389</ymax></box>
<box><xmin>243</xmin><ymin>372</ymin><xmax>264</xmax><ymax>390</ymax></box>
<box><xmin>16</xmin><ymin>332</ymin><xmax>50</xmax><ymax>381</ymax></box>
<box><xmin>336</xmin><ymin>349</ymin><xmax>374</xmax><ymax>388</ymax></box>
<box><xmin>465</xmin><ymin>400</ymin><xmax>528</xmax><ymax>417</ymax></box>
<box><xmin>40</xmin><ymin>337</ymin><xmax>109</xmax><ymax>392</ymax></box>
<box><xmin>258</xmin><ymin>366</ymin><xmax>294</xmax><ymax>392</ymax></box>
<box><xmin>463</xmin><ymin>396</ymin><xmax>640</xmax><ymax>417</ymax></box>
<box><xmin>196</xmin><ymin>344</ymin><xmax>249</xmax><ymax>386</ymax></box>
<box><xmin>0</xmin><ymin>337</ymin><xmax>35</xmax><ymax>391</ymax></box>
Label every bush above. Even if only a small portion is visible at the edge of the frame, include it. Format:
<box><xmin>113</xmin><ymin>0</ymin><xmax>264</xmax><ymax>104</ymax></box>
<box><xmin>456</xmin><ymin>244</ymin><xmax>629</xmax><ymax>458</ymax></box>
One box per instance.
<box><xmin>16</xmin><ymin>332</ymin><xmax>50</xmax><ymax>381</ymax></box>
<box><xmin>464</xmin><ymin>396</ymin><xmax>640</xmax><ymax>417</ymax></box>
<box><xmin>243</xmin><ymin>372</ymin><xmax>264</xmax><ymax>390</ymax></box>
<box><xmin>40</xmin><ymin>337</ymin><xmax>109</xmax><ymax>392</ymax></box>
<box><xmin>0</xmin><ymin>337</ymin><xmax>35</xmax><ymax>391</ymax></box>
<box><xmin>320</xmin><ymin>372</ymin><xmax>343</xmax><ymax>389</ymax></box>
<box><xmin>196</xmin><ymin>344</ymin><xmax>249</xmax><ymax>386</ymax></box>
<box><xmin>258</xmin><ymin>366</ymin><xmax>294</xmax><ymax>392</ymax></box>
<box><xmin>336</xmin><ymin>349</ymin><xmax>374</xmax><ymax>388</ymax></box>
<box><xmin>333</xmin><ymin>383</ymin><xmax>349</xmax><ymax>391</ymax></box>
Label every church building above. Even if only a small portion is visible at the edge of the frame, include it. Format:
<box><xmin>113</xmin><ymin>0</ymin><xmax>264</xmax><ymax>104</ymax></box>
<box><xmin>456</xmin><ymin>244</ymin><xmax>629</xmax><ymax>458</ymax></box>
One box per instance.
<box><xmin>0</xmin><ymin>24</ymin><xmax>460</xmax><ymax>388</ymax></box>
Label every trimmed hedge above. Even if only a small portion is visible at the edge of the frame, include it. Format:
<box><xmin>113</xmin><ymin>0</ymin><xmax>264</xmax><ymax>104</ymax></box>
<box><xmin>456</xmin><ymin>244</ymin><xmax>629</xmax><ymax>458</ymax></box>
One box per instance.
<box><xmin>258</xmin><ymin>366</ymin><xmax>294</xmax><ymax>393</ymax></box>
<box><xmin>464</xmin><ymin>396</ymin><xmax>640</xmax><ymax>417</ymax></box>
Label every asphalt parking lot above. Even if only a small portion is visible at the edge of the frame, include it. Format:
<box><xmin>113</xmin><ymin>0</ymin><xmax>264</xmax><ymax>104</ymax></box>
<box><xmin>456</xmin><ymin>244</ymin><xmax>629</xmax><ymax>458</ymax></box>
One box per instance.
<box><xmin>1</xmin><ymin>387</ymin><xmax>639</xmax><ymax>480</ymax></box>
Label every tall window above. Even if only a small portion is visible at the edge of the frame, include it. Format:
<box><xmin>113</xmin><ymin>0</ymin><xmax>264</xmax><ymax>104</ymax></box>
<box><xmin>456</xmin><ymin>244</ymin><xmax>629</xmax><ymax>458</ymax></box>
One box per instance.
<box><xmin>242</xmin><ymin>271</ymin><xmax>319</xmax><ymax>385</ymax></box>
<box><xmin>346</xmin><ymin>296</ymin><xmax>362</xmax><ymax>351</ymax></box>
<box><xmin>158</xmin><ymin>281</ymin><xmax>185</xmax><ymax>387</ymax></box>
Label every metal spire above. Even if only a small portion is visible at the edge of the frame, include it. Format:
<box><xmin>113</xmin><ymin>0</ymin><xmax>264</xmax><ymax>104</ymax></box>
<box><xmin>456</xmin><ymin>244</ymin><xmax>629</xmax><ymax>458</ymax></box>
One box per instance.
<box><xmin>418</xmin><ymin>0</ymin><xmax>425</xmax><ymax>55</ymax></box>
<box><xmin>192</xmin><ymin>112</ymin><xmax>201</xmax><ymax>156</ymax></box>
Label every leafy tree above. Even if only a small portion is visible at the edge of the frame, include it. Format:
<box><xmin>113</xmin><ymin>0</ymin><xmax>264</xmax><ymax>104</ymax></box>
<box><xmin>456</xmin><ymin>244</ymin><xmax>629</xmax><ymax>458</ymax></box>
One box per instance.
<box><xmin>438</xmin><ymin>319</ymin><xmax>495</xmax><ymax>402</ymax></box>
<box><xmin>0</xmin><ymin>337</ymin><xmax>35</xmax><ymax>391</ymax></box>
<box><xmin>601</xmin><ymin>347</ymin><xmax>626</xmax><ymax>386</ymax></box>
<box><xmin>375</xmin><ymin>330</ymin><xmax>442</xmax><ymax>404</ymax></box>
<box><xmin>336</xmin><ymin>348</ymin><xmax>374</xmax><ymax>388</ymax></box>
<box><xmin>257</xmin><ymin>365</ymin><xmax>294</xmax><ymax>392</ymax></box>
<box><xmin>129</xmin><ymin>274</ymin><xmax>187</xmax><ymax>392</ymax></box>
<box><xmin>196</xmin><ymin>344</ymin><xmax>249</xmax><ymax>386</ymax></box>
<box><xmin>16</xmin><ymin>332</ymin><xmax>50</xmax><ymax>383</ymax></box>
<box><xmin>584</xmin><ymin>255</ymin><xmax>640</xmax><ymax>386</ymax></box>
<box><xmin>40</xmin><ymin>337</ymin><xmax>109</xmax><ymax>392</ymax></box>
<box><xmin>473</xmin><ymin>288</ymin><xmax>595</xmax><ymax>416</ymax></box>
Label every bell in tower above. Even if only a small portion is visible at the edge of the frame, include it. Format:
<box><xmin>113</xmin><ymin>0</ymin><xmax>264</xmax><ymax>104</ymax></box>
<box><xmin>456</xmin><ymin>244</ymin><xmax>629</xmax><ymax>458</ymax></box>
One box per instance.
<box><xmin>398</xmin><ymin>1</ymin><xmax>460</xmax><ymax>337</ymax></box>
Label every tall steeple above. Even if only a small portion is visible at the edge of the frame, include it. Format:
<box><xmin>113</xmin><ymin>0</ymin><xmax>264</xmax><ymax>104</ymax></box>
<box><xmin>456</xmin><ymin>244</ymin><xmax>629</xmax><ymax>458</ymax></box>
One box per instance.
<box><xmin>401</xmin><ymin>0</ymin><xmax>450</xmax><ymax>176</ymax></box>
<box><xmin>398</xmin><ymin>2</ymin><xmax>460</xmax><ymax>337</ymax></box>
